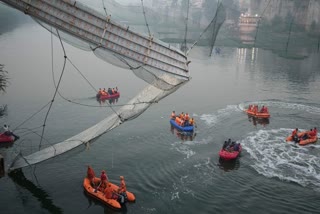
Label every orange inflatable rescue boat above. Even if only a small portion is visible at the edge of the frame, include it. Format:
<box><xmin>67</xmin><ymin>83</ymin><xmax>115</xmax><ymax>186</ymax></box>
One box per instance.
<box><xmin>83</xmin><ymin>168</ymin><xmax>135</xmax><ymax>210</ymax></box>
<box><xmin>286</xmin><ymin>131</ymin><xmax>318</xmax><ymax>146</ymax></box>
<box><xmin>245</xmin><ymin>105</ymin><xmax>270</xmax><ymax>119</ymax></box>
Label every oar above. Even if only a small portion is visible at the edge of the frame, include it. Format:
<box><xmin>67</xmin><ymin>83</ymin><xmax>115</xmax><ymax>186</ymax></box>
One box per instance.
<box><xmin>94</xmin><ymin>173</ymin><xmax>109</xmax><ymax>193</ymax></box>
<box><xmin>94</xmin><ymin>182</ymin><xmax>102</xmax><ymax>193</ymax></box>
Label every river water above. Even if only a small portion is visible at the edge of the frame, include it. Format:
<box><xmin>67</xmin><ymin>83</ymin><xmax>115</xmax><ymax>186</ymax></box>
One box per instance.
<box><xmin>1</xmin><ymin>6</ymin><xmax>320</xmax><ymax>214</ymax></box>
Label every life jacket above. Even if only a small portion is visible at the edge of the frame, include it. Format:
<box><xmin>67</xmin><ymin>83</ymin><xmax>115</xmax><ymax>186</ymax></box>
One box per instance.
<box><xmin>87</xmin><ymin>167</ymin><xmax>95</xmax><ymax>180</ymax></box>
<box><xmin>189</xmin><ymin>118</ymin><xmax>194</xmax><ymax>125</ymax></box>
<box><xmin>309</xmin><ymin>129</ymin><xmax>317</xmax><ymax>137</ymax></box>
<box><xmin>184</xmin><ymin>114</ymin><xmax>189</xmax><ymax>121</ymax></box>
<box><xmin>101</xmin><ymin>173</ymin><xmax>107</xmax><ymax>182</ymax></box>
<box><xmin>101</xmin><ymin>181</ymin><xmax>107</xmax><ymax>190</ymax></box>
<box><xmin>119</xmin><ymin>180</ymin><xmax>127</xmax><ymax>193</ymax></box>
<box><xmin>292</xmin><ymin>129</ymin><xmax>297</xmax><ymax>136</ymax></box>
<box><xmin>104</xmin><ymin>185</ymin><xmax>114</xmax><ymax>199</ymax></box>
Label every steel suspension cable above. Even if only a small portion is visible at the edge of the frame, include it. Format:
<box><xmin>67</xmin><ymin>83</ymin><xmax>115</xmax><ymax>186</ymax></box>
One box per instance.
<box><xmin>253</xmin><ymin>0</ymin><xmax>271</xmax><ymax>49</ymax></box>
<box><xmin>141</xmin><ymin>0</ymin><xmax>151</xmax><ymax>37</ymax></box>
<box><xmin>38</xmin><ymin>29</ymin><xmax>67</xmax><ymax>150</ymax></box>
<box><xmin>183</xmin><ymin>0</ymin><xmax>190</xmax><ymax>55</ymax></box>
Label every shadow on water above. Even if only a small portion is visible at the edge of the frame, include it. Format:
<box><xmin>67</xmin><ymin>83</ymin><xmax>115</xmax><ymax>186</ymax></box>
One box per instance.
<box><xmin>170</xmin><ymin>125</ymin><xmax>197</xmax><ymax>141</ymax></box>
<box><xmin>96</xmin><ymin>97</ymin><xmax>119</xmax><ymax>105</ymax></box>
<box><xmin>0</xmin><ymin>141</ymin><xmax>14</xmax><ymax>148</ymax></box>
<box><xmin>247</xmin><ymin>115</ymin><xmax>270</xmax><ymax>127</ymax></box>
<box><xmin>218</xmin><ymin>157</ymin><xmax>240</xmax><ymax>172</ymax></box>
<box><xmin>8</xmin><ymin>169</ymin><xmax>63</xmax><ymax>214</ymax></box>
<box><xmin>82</xmin><ymin>190</ymin><xmax>128</xmax><ymax>214</ymax></box>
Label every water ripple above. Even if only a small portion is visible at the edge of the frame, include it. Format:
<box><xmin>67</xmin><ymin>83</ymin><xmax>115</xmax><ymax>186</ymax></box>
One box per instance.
<box><xmin>199</xmin><ymin>105</ymin><xmax>242</xmax><ymax>126</ymax></box>
<box><xmin>242</xmin><ymin>129</ymin><xmax>320</xmax><ymax>191</ymax></box>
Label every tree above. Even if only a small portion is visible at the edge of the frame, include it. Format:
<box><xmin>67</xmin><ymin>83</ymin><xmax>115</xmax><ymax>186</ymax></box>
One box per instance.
<box><xmin>0</xmin><ymin>64</ymin><xmax>9</xmax><ymax>93</ymax></box>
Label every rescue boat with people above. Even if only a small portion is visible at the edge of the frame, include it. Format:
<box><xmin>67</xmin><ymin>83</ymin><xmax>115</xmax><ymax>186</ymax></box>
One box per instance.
<box><xmin>286</xmin><ymin>131</ymin><xmax>306</xmax><ymax>142</ymax></box>
<box><xmin>286</xmin><ymin>131</ymin><xmax>318</xmax><ymax>146</ymax></box>
<box><xmin>219</xmin><ymin>144</ymin><xmax>242</xmax><ymax>160</ymax></box>
<box><xmin>245</xmin><ymin>105</ymin><xmax>270</xmax><ymax>119</ymax></box>
<box><xmin>0</xmin><ymin>132</ymin><xmax>15</xmax><ymax>143</ymax></box>
<box><xmin>170</xmin><ymin>118</ymin><xmax>194</xmax><ymax>132</ymax></box>
<box><xmin>96</xmin><ymin>92</ymin><xmax>120</xmax><ymax>100</ymax></box>
<box><xmin>83</xmin><ymin>176</ymin><xmax>136</xmax><ymax>210</ymax></box>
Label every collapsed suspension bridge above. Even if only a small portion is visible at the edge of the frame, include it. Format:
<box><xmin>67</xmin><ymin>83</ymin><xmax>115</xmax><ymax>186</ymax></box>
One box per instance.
<box><xmin>1</xmin><ymin>0</ymin><xmax>224</xmax><ymax>170</ymax></box>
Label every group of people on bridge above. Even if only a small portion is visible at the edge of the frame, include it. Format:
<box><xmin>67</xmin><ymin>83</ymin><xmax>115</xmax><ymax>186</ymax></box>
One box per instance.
<box><xmin>248</xmin><ymin>104</ymin><xmax>269</xmax><ymax>114</ymax></box>
<box><xmin>171</xmin><ymin>111</ymin><xmax>195</xmax><ymax>127</ymax></box>
<box><xmin>87</xmin><ymin>166</ymin><xmax>127</xmax><ymax>203</ymax></box>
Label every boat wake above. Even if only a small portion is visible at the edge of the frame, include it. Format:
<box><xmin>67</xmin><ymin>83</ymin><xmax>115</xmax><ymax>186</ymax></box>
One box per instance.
<box><xmin>242</xmin><ymin>129</ymin><xmax>320</xmax><ymax>191</ymax></box>
<box><xmin>199</xmin><ymin>105</ymin><xmax>242</xmax><ymax>126</ymax></box>
<box><xmin>172</xmin><ymin>143</ymin><xmax>196</xmax><ymax>159</ymax></box>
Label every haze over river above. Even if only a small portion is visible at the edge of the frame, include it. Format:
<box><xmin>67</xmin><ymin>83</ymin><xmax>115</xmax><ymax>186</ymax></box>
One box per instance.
<box><xmin>0</xmin><ymin>5</ymin><xmax>320</xmax><ymax>214</ymax></box>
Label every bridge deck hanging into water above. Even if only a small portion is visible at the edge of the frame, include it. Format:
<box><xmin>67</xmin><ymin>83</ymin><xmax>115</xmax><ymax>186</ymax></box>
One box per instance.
<box><xmin>2</xmin><ymin>0</ymin><xmax>190</xmax><ymax>78</ymax></box>
<box><xmin>2</xmin><ymin>0</ymin><xmax>191</xmax><ymax>170</ymax></box>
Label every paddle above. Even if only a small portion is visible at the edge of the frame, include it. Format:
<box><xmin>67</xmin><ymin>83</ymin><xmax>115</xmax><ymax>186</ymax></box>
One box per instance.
<box><xmin>94</xmin><ymin>182</ymin><xmax>101</xmax><ymax>193</ymax></box>
<box><xmin>94</xmin><ymin>173</ymin><xmax>109</xmax><ymax>193</ymax></box>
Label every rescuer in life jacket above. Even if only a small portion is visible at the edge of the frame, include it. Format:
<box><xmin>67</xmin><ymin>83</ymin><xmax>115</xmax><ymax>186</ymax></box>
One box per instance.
<box><xmin>171</xmin><ymin>111</ymin><xmax>176</xmax><ymax>119</ymax></box>
<box><xmin>291</xmin><ymin>128</ymin><xmax>299</xmax><ymax>143</ymax></box>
